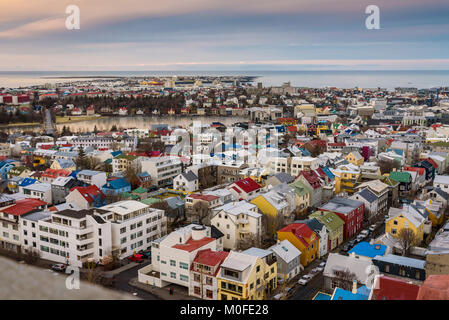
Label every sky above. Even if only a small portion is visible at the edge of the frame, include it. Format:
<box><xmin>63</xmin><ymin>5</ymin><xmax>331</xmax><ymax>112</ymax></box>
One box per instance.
<box><xmin>0</xmin><ymin>0</ymin><xmax>449</xmax><ymax>71</ymax></box>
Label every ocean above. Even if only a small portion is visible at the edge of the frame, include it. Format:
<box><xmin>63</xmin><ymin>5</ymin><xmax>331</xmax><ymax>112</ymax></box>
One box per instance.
<box><xmin>0</xmin><ymin>70</ymin><xmax>448</xmax><ymax>90</ymax></box>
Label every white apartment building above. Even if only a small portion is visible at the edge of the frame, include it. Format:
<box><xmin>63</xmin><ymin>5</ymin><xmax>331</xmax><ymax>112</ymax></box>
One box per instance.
<box><xmin>139</xmin><ymin>156</ymin><xmax>182</xmax><ymax>188</ymax></box>
<box><xmin>138</xmin><ymin>224</ymin><xmax>221</xmax><ymax>288</ymax></box>
<box><xmin>20</xmin><ymin>200</ymin><xmax>167</xmax><ymax>267</ymax></box>
<box><xmin>72</xmin><ymin>136</ymin><xmax>137</xmax><ymax>152</ymax></box>
<box><xmin>211</xmin><ymin>200</ymin><xmax>262</xmax><ymax>250</ymax></box>
<box><xmin>99</xmin><ymin>200</ymin><xmax>167</xmax><ymax>258</ymax></box>
<box><xmin>123</xmin><ymin>128</ymin><xmax>150</xmax><ymax>139</ymax></box>
<box><xmin>290</xmin><ymin>157</ymin><xmax>319</xmax><ymax>176</ymax></box>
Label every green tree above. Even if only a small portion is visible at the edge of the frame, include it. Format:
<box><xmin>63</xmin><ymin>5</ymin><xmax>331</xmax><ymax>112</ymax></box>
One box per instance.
<box><xmin>75</xmin><ymin>146</ymin><xmax>89</xmax><ymax>170</ymax></box>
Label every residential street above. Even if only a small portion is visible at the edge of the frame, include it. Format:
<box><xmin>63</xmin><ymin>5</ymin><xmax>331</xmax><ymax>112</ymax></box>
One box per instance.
<box><xmin>113</xmin><ymin>261</ymin><xmax>161</xmax><ymax>300</ymax></box>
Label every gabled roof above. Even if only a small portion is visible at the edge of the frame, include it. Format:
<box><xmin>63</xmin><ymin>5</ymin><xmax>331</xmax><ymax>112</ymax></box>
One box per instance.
<box><xmin>0</xmin><ymin>198</ymin><xmax>46</xmax><ymax>216</ymax></box>
<box><xmin>357</xmin><ymin>188</ymin><xmax>378</xmax><ymax>203</ymax></box>
<box><xmin>269</xmin><ymin>239</ymin><xmax>301</xmax><ymax>263</ymax></box>
<box><xmin>180</xmin><ymin>170</ymin><xmax>198</xmax><ymax>182</ymax></box>
<box><xmin>192</xmin><ymin>249</ymin><xmax>229</xmax><ymax>273</ymax></box>
<box><xmin>232</xmin><ymin>177</ymin><xmax>261</xmax><ymax>194</ymax></box>
<box><xmin>102</xmin><ymin>178</ymin><xmax>131</xmax><ymax>190</ymax></box>
<box><xmin>319</xmin><ymin>197</ymin><xmax>364</xmax><ymax>215</ymax></box>
<box><xmin>70</xmin><ymin>185</ymin><xmax>105</xmax><ymax>203</ymax></box>
<box><xmin>372</xmin><ymin>276</ymin><xmax>420</xmax><ymax>300</ymax></box>
<box><xmin>309</xmin><ymin>210</ymin><xmax>345</xmax><ymax>232</ymax></box>
<box><xmin>278</xmin><ymin>223</ymin><xmax>317</xmax><ymax>247</ymax></box>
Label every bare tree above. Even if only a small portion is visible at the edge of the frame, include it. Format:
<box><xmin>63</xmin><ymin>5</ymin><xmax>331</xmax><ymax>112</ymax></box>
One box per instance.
<box><xmin>21</xmin><ymin>247</ymin><xmax>41</xmax><ymax>265</ymax></box>
<box><xmin>188</xmin><ymin>201</ymin><xmax>211</xmax><ymax>225</ymax></box>
<box><xmin>332</xmin><ymin>269</ymin><xmax>357</xmax><ymax>292</ymax></box>
<box><xmin>398</xmin><ymin>228</ymin><xmax>417</xmax><ymax>256</ymax></box>
<box><xmin>377</xmin><ymin>159</ymin><xmax>401</xmax><ymax>175</ymax></box>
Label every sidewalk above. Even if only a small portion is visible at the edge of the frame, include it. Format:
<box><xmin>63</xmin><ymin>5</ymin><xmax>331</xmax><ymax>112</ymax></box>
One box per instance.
<box><xmin>104</xmin><ymin>262</ymin><xmax>138</xmax><ymax>277</ymax></box>
<box><xmin>129</xmin><ymin>277</ymin><xmax>192</xmax><ymax>300</ymax></box>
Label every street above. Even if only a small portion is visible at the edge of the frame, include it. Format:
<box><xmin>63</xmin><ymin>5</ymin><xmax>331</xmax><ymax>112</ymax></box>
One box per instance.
<box><xmin>113</xmin><ymin>261</ymin><xmax>161</xmax><ymax>300</ymax></box>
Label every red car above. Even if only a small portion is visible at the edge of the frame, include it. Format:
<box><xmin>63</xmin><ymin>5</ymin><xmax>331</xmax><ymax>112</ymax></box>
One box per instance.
<box><xmin>127</xmin><ymin>253</ymin><xmax>144</xmax><ymax>263</ymax></box>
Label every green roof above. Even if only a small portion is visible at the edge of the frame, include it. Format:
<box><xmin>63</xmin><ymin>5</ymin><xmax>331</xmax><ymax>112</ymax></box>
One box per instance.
<box><xmin>140</xmin><ymin>198</ymin><xmax>161</xmax><ymax>205</ymax></box>
<box><xmin>289</xmin><ymin>179</ymin><xmax>312</xmax><ymax>197</ymax></box>
<box><xmin>132</xmin><ymin>187</ymin><xmax>148</xmax><ymax>194</ymax></box>
<box><xmin>309</xmin><ymin>210</ymin><xmax>344</xmax><ymax>232</ymax></box>
<box><xmin>116</xmin><ymin>154</ymin><xmax>138</xmax><ymax>161</ymax></box>
<box><xmin>389</xmin><ymin>171</ymin><xmax>411</xmax><ymax>183</ymax></box>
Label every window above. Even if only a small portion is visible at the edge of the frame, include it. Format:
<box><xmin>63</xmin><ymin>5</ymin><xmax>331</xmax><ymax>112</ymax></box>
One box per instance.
<box><xmin>206</xmin><ymin>277</ymin><xmax>213</xmax><ymax>285</ymax></box>
<box><xmin>256</xmin><ymin>266</ymin><xmax>260</xmax><ymax>272</ymax></box>
<box><xmin>194</xmin><ymin>273</ymin><xmax>201</xmax><ymax>282</ymax></box>
<box><xmin>180</xmin><ymin>275</ymin><xmax>189</xmax><ymax>282</ymax></box>
<box><xmin>206</xmin><ymin>289</ymin><xmax>213</xmax><ymax>299</ymax></box>
<box><xmin>120</xmin><ymin>227</ymin><xmax>126</xmax><ymax>234</ymax></box>
<box><xmin>194</xmin><ymin>286</ymin><xmax>201</xmax><ymax>295</ymax></box>
<box><xmin>170</xmin><ymin>272</ymin><xmax>176</xmax><ymax>279</ymax></box>
<box><xmin>170</xmin><ymin>260</ymin><xmax>176</xmax><ymax>267</ymax></box>
<box><xmin>179</xmin><ymin>262</ymin><xmax>188</xmax><ymax>270</ymax></box>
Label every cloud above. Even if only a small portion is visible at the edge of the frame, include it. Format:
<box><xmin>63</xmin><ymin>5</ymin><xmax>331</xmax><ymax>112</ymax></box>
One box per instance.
<box><xmin>0</xmin><ymin>17</ymin><xmax>65</xmax><ymax>38</ymax></box>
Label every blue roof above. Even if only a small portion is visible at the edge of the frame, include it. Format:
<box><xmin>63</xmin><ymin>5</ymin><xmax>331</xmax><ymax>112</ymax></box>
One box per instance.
<box><xmin>69</xmin><ymin>170</ymin><xmax>80</xmax><ymax>178</ymax></box>
<box><xmin>358</xmin><ymin>188</ymin><xmax>378</xmax><ymax>203</ymax></box>
<box><xmin>321</xmin><ymin>166</ymin><xmax>335</xmax><ymax>180</ymax></box>
<box><xmin>19</xmin><ymin>178</ymin><xmax>38</xmax><ymax>187</ymax></box>
<box><xmin>331</xmin><ymin>288</ymin><xmax>368</xmax><ymax>300</ymax></box>
<box><xmin>137</xmin><ymin>171</ymin><xmax>151</xmax><ymax>178</ymax></box>
<box><xmin>349</xmin><ymin>242</ymin><xmax>387</xmax><ymax>258</ymax></box>
<box><xmin>102</xmin><ymin>178</ymin><xmax>131</xmax><ymax>190</ymax></box>
<box><xmin>373</xmin><ymin>254</ymin><xmax>426</xmax><ymax>269</ymax></box>
<box><xmin>313</xmin><ymin>292</ymin><xmax>332</xmax><ymax>300</ymax></box>
<box><xmin>299</xmin><ymin>148</ymin><xmax>311</xmax><ymax>157</ymax></box>
<box><xmin>111</xmin><ymin>151</ymin><xmax>122</xmax><ymax>158</ymax></box>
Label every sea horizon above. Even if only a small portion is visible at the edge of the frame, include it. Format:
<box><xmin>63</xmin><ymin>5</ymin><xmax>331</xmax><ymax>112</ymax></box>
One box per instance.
<box><xmin>1</xmin><ymin>70</ymin><xmax>449</xmax><ymax>90</ymax></box>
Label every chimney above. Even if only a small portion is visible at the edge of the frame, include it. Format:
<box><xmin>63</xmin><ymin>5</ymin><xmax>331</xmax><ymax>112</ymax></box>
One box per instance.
<box><xmin>352</xmin><ymin>280</ymin><xmax>357</xmax><ymax>294</ymax></box>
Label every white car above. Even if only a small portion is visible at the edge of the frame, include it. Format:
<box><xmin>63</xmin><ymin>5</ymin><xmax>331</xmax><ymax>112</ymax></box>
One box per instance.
<box><xmin>369</xmin><ymin>224</ymin><xmax>377</xmax><ymax>232</ymax></box>
<box><xmin>318</xmin><ymin>261</ymin><xmax>326</xmax><ymax>268</ymax></box>
<box><xmin>298</xmin><ymin>277</ymin><xmax>310</xmax><ymax>286</ymax></box>
<box><xmin>356</xmin><ymin>234</ymin><xmax>366</xmax><ymax>242</ymax></box>
<box><xmin>360</xmin><ymin>230</ymin><xmax>370</xmax><ymax>236</ymax></box>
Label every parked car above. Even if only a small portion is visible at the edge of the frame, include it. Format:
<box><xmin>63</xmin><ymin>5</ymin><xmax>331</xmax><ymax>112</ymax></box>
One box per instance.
<box><xmin>318</xmin><ymin>261</ymin><xmax>326</xmax><ymax>268</ymax></box>
<box><xmin>360</xmin><ymin>229</ymin><xmax>370</xmax><ymax>237</ymax></box>
<box><xmin>348</xmin><ymin>239</ymin><xmax>356</xmax><ymax>247</ymax></box>
<box><xmin>369</xmin><ymin>224</ymin><xmax>377</xmax><ymax>232</ymax></box>
<box><xmin>127</xmin><ymin>253</ymin><xmax>145</xmax><ymax>263</ymax></box>
<box><xmin>356</xmin><ymin>234</ymin><xmax>366</xmax><ymax>242</ymax></box>
<box><xmin>298</xmin><ymin>275</ymin><xmax>311</xmax><ymax>286</ymax></box>
<box><xmin>341</xmin><ymin>244</ymin><xmax>351</xmax><ymax>252</ymax></box>
<box><xmin>51</xmin><ymin>263</ymin><xmax>67</xmax><ymax>272</ymax></box>
<box><xmin>138</xmin><ymin>250</ymin><xmax>151</xmax><ymax>259</ymax></box>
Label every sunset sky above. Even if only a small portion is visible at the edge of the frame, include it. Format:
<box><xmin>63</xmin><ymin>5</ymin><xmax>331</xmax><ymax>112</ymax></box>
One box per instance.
<box><xmin>1</xmin><ymin>0</ymin><xmax>448</xmax><ymax>71</ymax></box>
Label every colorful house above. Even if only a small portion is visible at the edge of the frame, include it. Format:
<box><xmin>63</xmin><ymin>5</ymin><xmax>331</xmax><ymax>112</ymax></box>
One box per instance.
<box><xmin>385</xmin><ymin>206</ymin><xmax>426</xmax><ymax>244</ymax></box>
<box><xmin>309</xmin><ymin>210</ymin><xmax>344</xmax><ymax>250</ymax></box>
<box><xmin>319</xmin><ymin>197</ymin><xmax>364</xmax><ymax>240</ymax></box>
<box><xmin>345</xmin><ymin>151</ymin><xmax>364</xmax><ymax>166</ymax></box>
<box><xmin>277</xmin><ymin>223</ymin><xmax>319</xmax><ymax>267</ymax></box>
<box><xmin>217</xmin><ymin>249</ymin><xmax>277</xmax><ymax>300</ymax></box>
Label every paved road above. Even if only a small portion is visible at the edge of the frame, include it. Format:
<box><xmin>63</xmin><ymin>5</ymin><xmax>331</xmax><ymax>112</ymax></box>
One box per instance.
<box><xmin>114</xmin><ymin>261</ymin><xmax>161</xmax><ymax>300</ymax></box>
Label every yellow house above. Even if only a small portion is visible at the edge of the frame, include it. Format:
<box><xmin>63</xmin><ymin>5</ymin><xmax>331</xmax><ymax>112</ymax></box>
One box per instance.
<box><xmin>385</xmin><ymin>207</ymin><xmax>426</xmax><ymax>244</ymax></box>
<box><xmin>251</xmin><ymin>191</ymin><xmax>290</xmax><ymax>236</ymax></box>
<box><xmin>345</xmin><ymin>151</ymin><xmax>364</xmax><ymax>166</ymax></box>
<box><xmin>50</xmin><ymin>159</ymin><xmax>76</xmax><ymax>172</ymax></box>
<box><xmin>277</xmin><ymin>223</ymin><xmax>319</xmax><ymax>267</ymax></box>
<box><xmin>332</xmin><ymin>164</ymin><xmax>361</xmax><ymax>195</ymax></box>
<box><xmin>217</xmin><ymin>250</ymin><xmax>277</xmax><ymax>300</ymax></box>
<box><xmin>32</xmin><ymin>155</ymin><xmax>46</xmax><ymax>167</ymax></box>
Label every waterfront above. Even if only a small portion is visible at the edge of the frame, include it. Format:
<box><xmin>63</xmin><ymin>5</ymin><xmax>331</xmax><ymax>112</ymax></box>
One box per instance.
<box><xmin>1</xmin><ymin>115</ymin><xmax>245</xmax><ymax>134</ymax></box>
<box><xmin>1</xmin><ymin>70</ymin><xmax>449</xmax><ymax>90</ymax></box>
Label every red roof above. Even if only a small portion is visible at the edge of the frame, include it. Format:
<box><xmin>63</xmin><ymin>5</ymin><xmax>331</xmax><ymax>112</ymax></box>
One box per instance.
<box><xmin>1</xmin><ymin>198</ymin><xmax>46</xmax><ymax>216</ymax></box>
<box><xmin>298</xmin><ymin>170</ymin><xmax>322</xmax><ymax>189</ymax></box>
<box><xmin>232</xmin><ymin>177</ymin><xmax>261</xmax><ymax>194</ymax></box>
<box><xmin>70</xmin><ymin>185</ymin><xmax>105</xmax><ymax>203</ymax></box>
<box><xmin>191</xmin><ymin>249</ymin><xmax>229</xmax><ymax>275</ymax></box>
<box><xmin>278</xmin><ymin>223</ymin><xmax>316</xmax><ymax>247</ymax></box>
<box><xmin>172</xmin><ymin>237</ymin><xmax>215</xmax><ymax>252</ymax></box>
<box><xmin>287</xmin><ymin>126</ymin><xmax>297</xmax><ymax>132</ymax></box>
<box><xmin>423</xmin><ymin>158</ymin><xmax>438</xmax><ymax>169</ymax></box>
<box><xmin>372</xmin><ymin>276</ymin><xmax>420</xmax><ymax>300</ymax></box>
<box><xmin>328</xmin><ymin>142</ymin><xmax>345</xmax><ymax>147</ymax></box>
<box><xmin>187</xmin><ymin>194</ymin><xmax>219</xmax><ymax>202</ymax></box>
<box><xmin>42</xmin><ymin>168</ymin><xmax>71</xmax><ymax>179</ymax></box>
<box><xmin>403</xmin><ymin>166</ymin><xmax>425</xmax><ymax>176</ymax></box>
<box><xmin>417</xmin><ymin>275</ymin><xmax>449</xmax><ymax>300</ymax></box>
